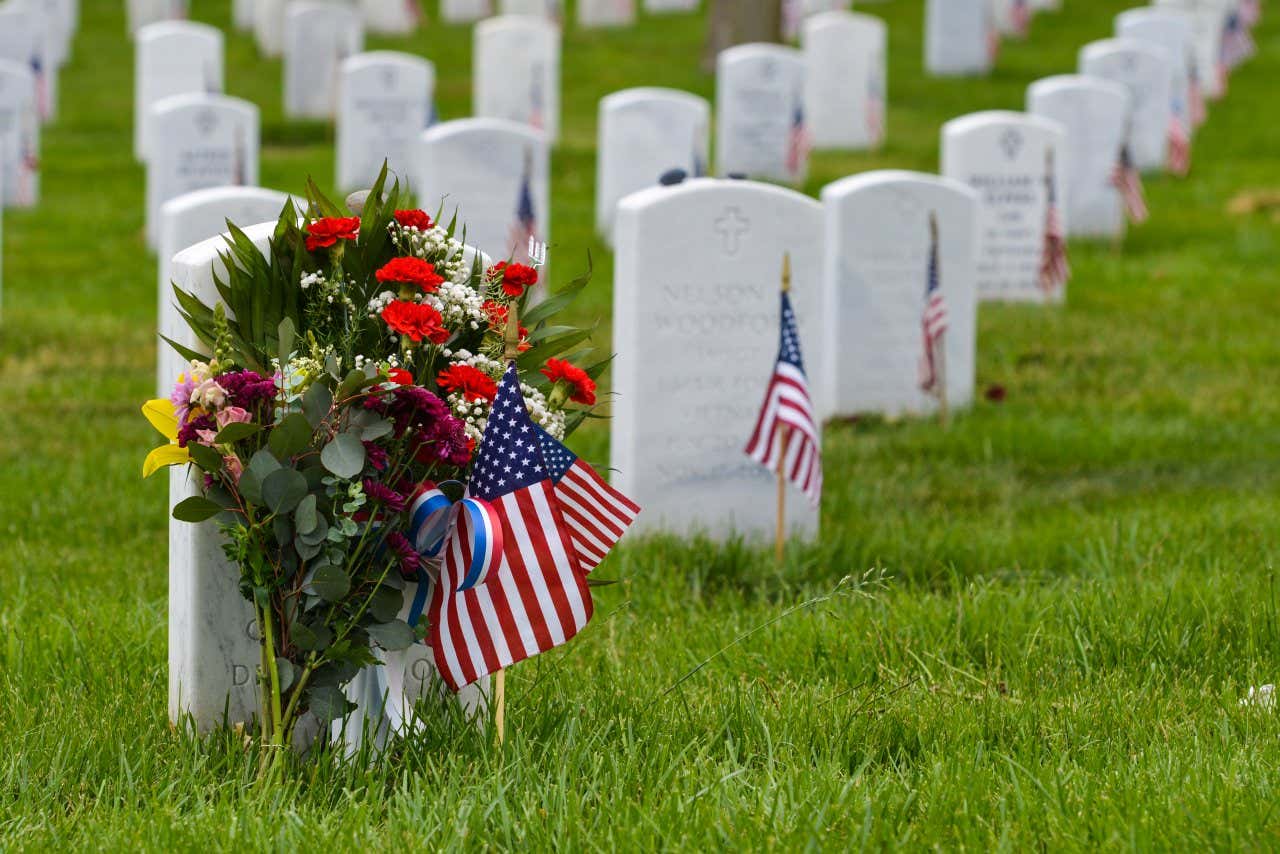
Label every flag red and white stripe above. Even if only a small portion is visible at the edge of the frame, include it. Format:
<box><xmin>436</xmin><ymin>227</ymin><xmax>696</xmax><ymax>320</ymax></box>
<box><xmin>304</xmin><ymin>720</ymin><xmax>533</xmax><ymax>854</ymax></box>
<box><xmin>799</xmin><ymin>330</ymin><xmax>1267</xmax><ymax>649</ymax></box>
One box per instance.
<box><xmin>1110</xmin><ymin>145</ymin><xmax>1148</xmax><ymax>224</ymax></box>
<box><xmin>1039</xmin><ymin>174</ymin><xmax>1070</xmax><ymax>297</ymax></box>
<box><xmin>1167</xmin><ymin>116</ymin><xmax>1191</xmax><ymax>176</ymax></box>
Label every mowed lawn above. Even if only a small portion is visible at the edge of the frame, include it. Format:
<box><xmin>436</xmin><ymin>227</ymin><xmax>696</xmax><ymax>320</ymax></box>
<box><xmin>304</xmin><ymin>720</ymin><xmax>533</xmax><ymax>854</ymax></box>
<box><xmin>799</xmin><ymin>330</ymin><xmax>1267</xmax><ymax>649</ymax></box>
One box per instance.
<box><xmin>3</xmin><ymin>0</ymin><xmax>1280</xmax><ymax>848</ymax></box>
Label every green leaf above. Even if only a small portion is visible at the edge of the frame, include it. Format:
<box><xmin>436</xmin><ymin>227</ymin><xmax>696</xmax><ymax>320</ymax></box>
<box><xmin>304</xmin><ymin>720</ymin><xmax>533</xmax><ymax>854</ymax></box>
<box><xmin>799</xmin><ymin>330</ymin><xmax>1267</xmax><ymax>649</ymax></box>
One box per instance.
<box><xmin>172</xmin><ymin>496</ymin><xmax>223</xmax><ymax>523</ymax></box>
<box><xmin>291</xmin><ymin>621</ymin><xmax>333</xmax><ymax>652</ymax></box>
<box><xmin>360</xmin><ymin>418</ymin><xmax>393</xmax><ymax>442</ymax></box>
<box><xmin>261</xmin><ymin>468</ymin><xmax>308</xmax><ymax>514</ymax></box>
<box><xmin>309</xmin><ymin>564</ymin><xmax>350</xmax><ymax>601</ymax></box>
<box><xmin>298</xmin><ymin>515</ymin><xmax>329</xmax><ymax>546</ymax></box>
<box><xmin>368</xmin><ymin>585</ymin><xmax>404</xmax><ymax>623</ymax></box>
<box><xmin>272</xmin><ymin>515</ymin><xmax>294</xmax><ymax>547</ymax></box>
<box><xmin>186</xmin><ymin>442</ymin><xmax>224</xmax><ymax>473</ymax></box>
<box><xmin>278</xmin><ymin>317</ymin><xmax>296</xmax><ymax>366</ymax></box>
<box><xmin>213</xmin><ymin>421</ymin><xmax>261</xmax><ymax>445</ymax></box>
<box><xmin>294</xmin><ymin>537</ymin><xmax>322</xmax><ymax>561</ymax></box>
<box><xmin>275</xmin><ymin>657</ymin><xmax>296</xmax><ymax>693</ymax></box>
<box><xmin>336</xmin><ymin>368</ymin><xmax>371</xmax><ymax>402</ymax></box>
<box><xmin>366</xmin><ymin>620</ymin><xmax>415</xmax><ymax>651</ymax></box>
<box><xmin>302</xmin><ymin>383</ymin><xmax>333</xmax><ymax>427</ymax></box>
<box><xmin>294</xmin><ymin>494</ymin><xmax>318</xmax><ymax>535</ymax></box>
<box><xmin>306</xmin><ymin>685</ymin><xmax>352</xmax><ymax>722</ymax></box>
<box><xmin>268</xmin><ymin>412</ymin><xmax>313</xmax><ymax>460</ymax></box>
<box><xmin>321</xmin><ymin>433</ymin><xmax>366</xmax><ymax>479</ymax></box>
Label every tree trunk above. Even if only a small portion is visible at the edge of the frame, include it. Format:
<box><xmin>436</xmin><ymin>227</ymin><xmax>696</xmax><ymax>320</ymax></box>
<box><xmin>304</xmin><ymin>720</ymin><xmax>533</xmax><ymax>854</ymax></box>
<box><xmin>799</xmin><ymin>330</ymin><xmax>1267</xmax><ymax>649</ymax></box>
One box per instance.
<box><xmin>703</xmin><ymin>0</ymin><xmax>784</xmax><ymax>71</ymax></box>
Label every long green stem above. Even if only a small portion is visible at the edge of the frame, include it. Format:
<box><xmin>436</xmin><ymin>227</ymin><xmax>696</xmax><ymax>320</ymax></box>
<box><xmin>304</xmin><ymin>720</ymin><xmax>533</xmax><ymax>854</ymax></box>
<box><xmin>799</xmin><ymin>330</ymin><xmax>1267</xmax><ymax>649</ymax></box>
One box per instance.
<box><xmin>260</xmin><ymin>600</ymin><xmax>285</xmax><ymax>748</ymax></box>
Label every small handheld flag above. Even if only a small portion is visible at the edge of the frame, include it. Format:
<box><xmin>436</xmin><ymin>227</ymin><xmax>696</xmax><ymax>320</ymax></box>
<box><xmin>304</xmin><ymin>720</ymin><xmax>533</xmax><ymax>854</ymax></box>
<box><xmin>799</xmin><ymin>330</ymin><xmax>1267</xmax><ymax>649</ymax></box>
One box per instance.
<box><xmin>1039</xmin><ymin>148</ymin><xmax>1070</xmax><ymax>297</ymax></box>
<box><xmin>1110</xmin><ymin>143</ymin><xmax>1148</xmax><ymax>225</ymax></box>
<box><xmin>919</xmin><ymin>213</ymin><xmax>949</xmax><ymax>396</ymax></box>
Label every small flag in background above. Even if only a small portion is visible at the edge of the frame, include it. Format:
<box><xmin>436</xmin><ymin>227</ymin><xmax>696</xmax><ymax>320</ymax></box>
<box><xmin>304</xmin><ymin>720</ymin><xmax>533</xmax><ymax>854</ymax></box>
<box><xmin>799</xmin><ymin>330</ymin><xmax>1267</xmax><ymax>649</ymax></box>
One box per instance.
<box><xmin>534</xmin><ymin>425</ymin><xmax>640</xmax><ymax>574</ymax></box>
<box><xmin>1221</xmin><ymin>12</ymin><xmax>1256</xmax><ymax>82</ymax></box>
<box><xmin>1241</xmin><ymin>0</ymin><xmax>1261</xmax><ymax>28</ymax></box>
<box><xmin>1039</xmin><ymin>152</ymin><xmax>1070</xmax><ymax>297</ymax></box>
<box><xmin>29</xmin><ymin>54</ymin><xmax>47</xmax><ymax>120</ymax></box>
<box><xmin>1167</xmin><ymin>115</ymin><xmax>1191</xmax><ymax>176</ymax></box>
<box><xmin>919</xmin><ymin>216</ymin><xmax>949</xmax><ymax>394</ymax></box>
<box><xmin>785</xmin><ymin>92</ymin><xmax>811</xmax><ymax>182</ymax></box>
<box><xmin>865</xmin><ymin>67</ymin><xmax>885</xmax><ymax>146</ymax></box>
<box><xmin>1010</xmin><ymin>0</ymin><xmax>1032</xmax><ymax>38</ymax></box>
<box><xmin>1188</xmin><ymin>59</ymin><xmax>1207</xmax><ymax>129</ymax></box>
<box><xmin>508</xmin><ymin>148</ymin><xmax>540</xmax><ymax>265</ymax></box>
<box><xmin>428</xmin><ymin>363</ymin><xmax>593</xmax><ymax>692</ymax></box>
<box><xmin>987</xmin><ymin>18</ymin><xmax>1001</xmax><ymax>64</ymax></box>
<box><xmin>744</xmin><ymin>277</ymin><xmax>822</xmax><ymax>506</ymax></box>
<box><xmin>1110</xmin><ymin>143</ymin><xmax>1149</xmax><ymax>225</ymax></box>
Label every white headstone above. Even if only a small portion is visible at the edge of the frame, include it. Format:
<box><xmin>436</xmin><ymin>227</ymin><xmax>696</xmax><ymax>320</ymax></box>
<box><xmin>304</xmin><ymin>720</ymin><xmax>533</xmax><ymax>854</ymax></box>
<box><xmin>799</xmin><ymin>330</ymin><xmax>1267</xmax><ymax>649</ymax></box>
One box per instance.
<box><xmin>441</xmin><ymin>0</ymin><xmax>493</xmax><ymax>20</ymax></box>
<box><xmin>254</xmin><ymin>0</ymin><xmax>287</xmax><ymax>58</ymax></box>
<box><xmin>134</xmin><ymin>21</ymin><xmax>224</xmax><ymax>162</ymax></box>
<box><xmin>925</xmin><ymin>0</ymin><xmax>995</xmax><ymax>77</ymax></box>
<box><xmin>232</xmin><ymin>0</ymin><xmax>253</xmax><ymax>30</ymax></box>
<box><xmin>1079</xmin><ymin>39</ymin><xmax>1172</xmax><ymax>174</ymax></box>
<box><xmin>715</xmin><ymin>44</ymin><xmax>808</xmax><ymax>185</ymax></box>
<box><xmin>1027</xmin><ymin>75</ymin><xmax>1130</xmax><ymax>239</ymax></box>
<box><xmin>611</xmin><ymin>177</ymin><xmax>825</xmax><ymax>539</ymax></box>
<box><xmin>1115</xmin><ymin>7</ymin><xmax>1195</xmax><ymax>135</ymax></box>
<box><xmin>802</xmin><ymin>11</ymin><xmax>887</xmax><ymax>151</ymax></box>
<box><xmin>819</xmin><ymin>171</ymin><xmax>980</xmax><ymax>418</ymax></box>
<box><xmin>336</xmin><ymin>52</ymin><xmax>435</xmax><ymax>193</ymax></box>
<box><xmin>940</xmin><ymin>110</ymin><xmax>1067</xmax><ymax>303</ymax></box>
<box><xmin>284</xmin><ymin>2</ymin><xmax>365</xmax><ymax>120</ymax></box>
<box><xmin>1156</xmin><ymin>0</ymin><xmax>1230</xmax><ymax>100</ymax></box>
<box><xmin>0</xmin><ymin>60</ymin><xmax>39</xmax><ymax>209</ymax></box>
<box><xmin>474</xmin><ymin>16</ymin><xmax>561</xmax><ymax>143</ymax></box>
<box><xmin>0</xmin><ymin>4</ymin><xmax>57</xmax><ymax>122</ymax></box>
<box><xmin>578</xmin><ymin>0</ymin><xmax>634</xmax><ymax>27</ymax></box>
<box><xmin>595</xmin><ymin>87</ymin><xmax>709</xmax><ymax>245</ymax></box>
<box><xmin>992</xmin><ymin>0</ymin><xmax>1033</xmax><ymax>37</ymax></box>
<box><xmin>643</xmin><ymin>0</ymin><xmax>698</xmax><ymax>12</ymax></box>
<box><xmin>157</xmin><ymin>187</ymin><xmax>294</xmax><ymax>397</ymax></box>
<box><xmin>782</xmin><ymin>0</ymin><xmax>853</xmax><ymax>41</ymax></box>
<box><xmin>359</xmin><ymin>0</ymin><xmax>423</xmax><ymax>33</ymax></box>
<box><xmin>127</xmin><ymin>0</ymin><xmax>188</xmax><ymax>35</ymax></box>
<box><xmin>145</xmin><ymin>93</ymin><xmax>260</xmax><ymax>250</ymax></box>
<box><xmin>413</xmin><ymin>118</ymin><xmax>550</xmax><ymax>269</ymax></box>
<box><xmin>498</xmin><ymin>0</ymin><xmax>562</xmax><ymax>18</ymax></box>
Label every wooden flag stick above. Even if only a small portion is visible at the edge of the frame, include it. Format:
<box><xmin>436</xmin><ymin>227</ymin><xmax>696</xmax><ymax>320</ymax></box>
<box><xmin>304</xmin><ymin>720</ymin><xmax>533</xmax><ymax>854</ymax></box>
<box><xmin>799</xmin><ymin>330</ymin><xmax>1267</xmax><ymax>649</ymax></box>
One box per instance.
<box><xmin>775</xmin><ymin>253</ymin><xmax>792</xmax><ymax>566</ymax></box>
<box><xmin>491</xmin><ymin>305</ymin><xmax>523</xmax><ymax>746</ymax></box>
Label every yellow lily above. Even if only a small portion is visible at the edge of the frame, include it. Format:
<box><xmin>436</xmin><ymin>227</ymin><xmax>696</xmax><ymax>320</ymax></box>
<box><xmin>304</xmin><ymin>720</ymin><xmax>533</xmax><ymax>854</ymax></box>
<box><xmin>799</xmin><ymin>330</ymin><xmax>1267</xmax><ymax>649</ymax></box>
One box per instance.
<box><xmin>142</xmin><ymin>398</ymin><xmax>191</xmax><ymax>477</ymax></box>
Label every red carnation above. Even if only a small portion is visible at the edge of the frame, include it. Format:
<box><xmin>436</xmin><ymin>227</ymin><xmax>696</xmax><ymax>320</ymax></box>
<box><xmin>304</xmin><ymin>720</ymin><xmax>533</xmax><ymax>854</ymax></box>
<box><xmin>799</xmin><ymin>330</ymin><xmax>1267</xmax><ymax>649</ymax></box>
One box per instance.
<box><xmin>387</xmin><ymin>367</ymin><xmax>414</xmax><ymax>386</ymax></box>
<box><xmin>487</xmin><ymin>260</ymin><xmax>539</xmax><ymax>298</ymax></box>
<box><xmin>541</xmin><ymin>358</ymin><xmax>596</xmax><ymax>406</ymax></box>
<box><xmin>394</xmin><ymin>209</ymin><xmax>434</xmax><ymax>231</ymax></box>
<box><xmin>381</xmin><ymin>300</ymin><xmax>449</xmax><ymax>345</ymax></box>
<box><xmin>436</xmin><ymin>364</ymin><xmax>499</xmax><ymax>402</ymax></box>
<box><xmin>305</xmin><ymin>216</ymin><xmax>361</xmax><ymax>252</ymax></box>
<box><xmin>376</xmin><ymin>257</ymin><xmax>445</xmax><ymax>292</ymax></box>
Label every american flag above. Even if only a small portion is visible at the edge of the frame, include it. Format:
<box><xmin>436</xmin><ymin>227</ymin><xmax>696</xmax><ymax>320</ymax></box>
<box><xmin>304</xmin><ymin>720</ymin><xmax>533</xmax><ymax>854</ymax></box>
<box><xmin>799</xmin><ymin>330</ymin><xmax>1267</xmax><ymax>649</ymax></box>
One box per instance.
<box><xmin>508</xmin><ymin>149</ymin><xmax>540</xmax><ymax>264</ymax></box>
<box><xmin>865</xmin><ymin>69</ymin><xmax>885</xmax><ymax>146</ymax></box>
<box><xmin>529</xmin><ymin>63</ymin><xmax>545</xmax><ymax>132</ymax></box>
<box><xmin>534</xmin><ymin>425</ymin><xmax>640</xmax><ymax>573</ymax></box>
<box><xmin>987</xmin><ymin>19</ymin><xmax>1001</xmax><ymax>64</ymax></box>
<box><xmin>18</xmin><ymin>124</ymin><xmax>38</xmax><ymax>207</ymax></box>
<box><xmin>1241</xmin><ymin>0</ymin><xmax>1261</xmax><ymax>28</ymax></box>
<box><xmin>405</xmin><ymin>0</ymin><xmax>424</xmax><ymax>24</ymax></box>
<box><xmin>744</xmin><ymin>287</ymin><xmax>822</xmax><ymax>506</ymax></box>
<box><xmin>1110</xmin><ymin>143</ymin><xmax>1148</xmax><ymax>224</ymax></box>
<box><xmin>1010</xmin><ymin>0</ymin><xmax>1031</xmax><ymax>38</ymax></box>
<box><xmin>29</xmin><ymin>54</ymin><xmax>47</xmax><ymax>121</ymax></box>
<box><xmin>919</xmin><ymin>217</ymin><xmax>948</xmax><ymax>394</ymax></box>
<box><xmin>428</xmin><ymin>363</ymin><xmax>593</xmax><ymax>692</ymax></box>
<box><xmin>1039</xmin><ymin>159</ymin><xmax>1070</xmax><ymax>296</ymax></box>
<box><xmin>1167</xmin><ymin>115</ymin><xmax>1191</xmax><ymax>176</ymax></box>
<box><xmin>1188</xmin><ymin>59</ymin><xmax>1207</xmax><ymax>130</ymax></box>
<box><xmin>1221</xmin><ymin>12</ymin><xmax>1256</xmax><ymax>74</ymax></box>
<box><xmin>785</xmin><ymin>93</ymin><xmax>810</xmax><ymax>182</ymax></box>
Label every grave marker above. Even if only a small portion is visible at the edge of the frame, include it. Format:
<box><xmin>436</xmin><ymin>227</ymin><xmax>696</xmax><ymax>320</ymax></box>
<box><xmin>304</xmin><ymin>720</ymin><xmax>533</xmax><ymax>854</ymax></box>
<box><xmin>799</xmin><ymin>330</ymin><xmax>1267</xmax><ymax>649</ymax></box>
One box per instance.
<box><xmin>715</xmin><ymin>43</ymin><xmax>808</xmax><ymax>185</ymax></box>
<box><xmin>284</xmin><ymin>2</ymin><xmax>364</xmax><ymax>120</ymax></box>
<box><xmin>0</xmin><ymin>60</ymin><xmax>39</xmax><ymax>209</ymax></box>
<box><xmin>802</xmin><ymin>11</ymin><xmax>887</xmax><ymax>150</ymax></box>
<box><xmin>925</xmin><ymin>0</ymin><xmax>995</xmax><ymax>77</ymax></box>
<box><xmin>134</xmin><ymin>21</ymin><xmax>224</xmax><ymax>162</ymax></box>
<box><xmin>1079</xmin><ymin>38</ymin><xmax>1173</xmax><ymax>173</ymax></box>
<box><xmin>474</xmin><ymin>15</ymin><xmax>561</xmax><ymax>142</ymax></box>
<box><xmin>336</xmin><ymin>52</ymin><xmax>435</xmax><ymax>193</ymax></box>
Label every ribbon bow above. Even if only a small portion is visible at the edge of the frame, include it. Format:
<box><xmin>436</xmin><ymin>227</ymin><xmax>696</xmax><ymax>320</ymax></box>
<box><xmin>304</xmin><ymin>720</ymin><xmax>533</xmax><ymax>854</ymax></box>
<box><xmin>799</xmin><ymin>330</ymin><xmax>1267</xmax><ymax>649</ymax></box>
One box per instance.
<box><xmin>404</xmin><ymin>482</ymin><xmax>503</xmax><ymax>628</ymax></box>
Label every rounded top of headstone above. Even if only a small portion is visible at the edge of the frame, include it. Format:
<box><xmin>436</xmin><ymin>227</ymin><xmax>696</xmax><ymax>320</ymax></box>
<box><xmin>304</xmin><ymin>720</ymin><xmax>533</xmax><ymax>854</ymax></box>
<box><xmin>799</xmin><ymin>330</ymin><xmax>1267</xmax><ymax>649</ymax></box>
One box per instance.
<box><xmin>658</xmin><ymin>168</ymin><xmax>687</xmax><ymax>186</ymax></box>
<box><xmin>346</xmin><ymin>190</ymin><xmax>372</xmax><ymax>214</ymax></box>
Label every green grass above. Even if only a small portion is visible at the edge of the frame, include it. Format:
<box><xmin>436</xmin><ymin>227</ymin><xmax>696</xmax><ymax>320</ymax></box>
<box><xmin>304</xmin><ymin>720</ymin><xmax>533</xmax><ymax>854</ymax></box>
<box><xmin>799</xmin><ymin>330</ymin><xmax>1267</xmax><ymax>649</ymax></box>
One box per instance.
<box><xmin>3</xmin><ymin>0</ymin><xmax>1280</xmax><ymax>848</ymax></box>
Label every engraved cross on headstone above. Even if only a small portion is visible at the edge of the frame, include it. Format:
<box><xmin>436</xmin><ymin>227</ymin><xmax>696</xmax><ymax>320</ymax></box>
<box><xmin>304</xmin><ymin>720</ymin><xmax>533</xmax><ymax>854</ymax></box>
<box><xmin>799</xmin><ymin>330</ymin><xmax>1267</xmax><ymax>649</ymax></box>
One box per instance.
<box><xmin>714</xmin><ymin>206</ymin><xmax>750</xmax><ymax>255</ymax></box>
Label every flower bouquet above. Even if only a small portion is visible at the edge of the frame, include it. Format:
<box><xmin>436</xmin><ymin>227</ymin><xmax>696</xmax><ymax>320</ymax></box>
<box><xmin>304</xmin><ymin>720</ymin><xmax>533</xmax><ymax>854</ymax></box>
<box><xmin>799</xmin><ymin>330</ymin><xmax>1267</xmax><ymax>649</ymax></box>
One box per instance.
<box><xmin>143</xmin><ymin>169</ymin><xmax>612</xmax><ymax>769</ymax></box>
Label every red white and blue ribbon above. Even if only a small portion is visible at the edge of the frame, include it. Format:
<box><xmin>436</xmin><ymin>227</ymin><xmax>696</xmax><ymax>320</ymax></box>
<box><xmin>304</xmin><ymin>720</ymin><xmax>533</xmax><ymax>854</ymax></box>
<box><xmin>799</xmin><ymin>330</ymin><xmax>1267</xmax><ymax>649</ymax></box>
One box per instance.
<box><xmin>405</xmin><ymin>482</ymin><xmax>503</xmax><ymax>628</ymax></box>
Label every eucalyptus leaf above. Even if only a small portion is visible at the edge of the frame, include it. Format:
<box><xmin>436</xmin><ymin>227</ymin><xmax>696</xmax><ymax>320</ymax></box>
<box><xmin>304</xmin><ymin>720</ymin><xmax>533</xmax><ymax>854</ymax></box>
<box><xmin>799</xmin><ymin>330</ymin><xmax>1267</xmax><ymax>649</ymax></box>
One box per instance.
<box><xmin>278</xmin><ymin>317</ymin><xmax>296</xmax><ymax>367</ymax></box>
<box><xmin>299</xmin><ymin>515</ymin><xmax>330</xmax><ymax>546</ymax></box>
<box><xmin>309</xmin><ymin>564</ymin><xmax>350</xmax><ymax>601</ymax></box>
<box><xmin>366</xmin><ymin>620</ymin><xmax>415</xmax><ymax>651</ymax></box>
<box><xmin>272</xmin><ymin>515</ymin><xmax>294</xmax><ymax>547</ymax></box>
<box><xmin>262</xmin><ymin>468</ymin><xmax>308</xmax><ymax>514</ymax></box>
<box><xmin>294</xmin><ymin>493</ymin><xmax>318</xmax><ymax>535</ymax></box>
<box><xmin>302</xmin><ymin>382</ymin><xmax>333</xmax><ymax>427</ymax></box>
<box><xmin>268</xmin><ymin>412</ymin><xmax>313</xmax><ymax>460</ymax></box>
<box><xmin>360</xmin><ymin>418</ymin><xmax>393</xmax><ymax>442</ymax></box>
<box><xmin>275</xmin><ymin>657</ymin><xmax>296</xmax><ymax>693</ymax></box>
<box><xmin>213</xmin><ymin>421</ymin><xmax>261</xmax><ymax>444</ymax></box>
<box><xmin>321</xmin><ymin>433</ymin><xmax>365</xmax><ymax>479</ymax></box>
<box><xmin>306</xmin><ymin>686</ymin><xmax>352</xmax><ymax>722</ymax></box>
<box><xmin>291</xmin><ymin>621</ymin><xmax>333</xmax><ymax>652</ymax></box>
<box><xmin>368</xmin><ymin>585</ymin><xmax>404</xmax><ymax>623</ymax></box>
<box><xmin>172</xmin><ymin>496</ymin><xmax>223</xmax><ymax>523</ymax></box>
<box><xmin>294</xmin><ymin>536</ymin><xmax>322</xmax><ymax>561</ymax></box>
<box><xmin>186</xmin><ymin>442</ymin><xmax>223</xmax><ymax>473</ymax></box>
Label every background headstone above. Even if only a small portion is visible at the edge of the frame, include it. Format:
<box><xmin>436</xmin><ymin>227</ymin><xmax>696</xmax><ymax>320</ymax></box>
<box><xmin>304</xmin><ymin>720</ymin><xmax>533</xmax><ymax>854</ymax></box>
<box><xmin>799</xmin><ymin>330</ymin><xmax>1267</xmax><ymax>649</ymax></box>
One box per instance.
<box><xmin>1115</xmin><ymin>7</ymin><xmax>1195</xmax><ymax>138</ymax></box>
<box><xmin>283</xmin><ymin>2</ymin><xmax>364</xmax><ymax>120</ymax></box>
<box><xmin>0</xmin><ymin>60</ymin><xmax>39</xmax><ymax>209</ymax></box>
<box><xmin>802</xmin><ymin>11</ymin><xmax>887</xmax><ymax>151</ymax></box>
<box><xmin>925</xmin><ymin>0</ymin><xmax>994</xmax><ymax>77</ymax></box>
<box><xmin>1156</xmin><ymin>0</ymin><xmax>1231</xmax><ymax>100</ymax></box>
<box><xmin>359</xmin><ymin>0</ymin><xmax>423</xmax><ymax>34</ymax></box>
<box><xmin>644</xmin><ymin>0</ymin><xmax>699</xmax><ymax>11</ymax></box>
<box><xmin>940</xmin><ymin>110</ymin><xmax>1067</xmax><ymax>303</ymax></box>
<box><xmin>336</xmin><ymin>52</ymin><xmax>434</xmax><ymax>193</ymax></box>
<box><xmin>156</xmin><ymin>186</ymin><xmax>294</xmax><ymax>397</ymax></box>
<box><xmin>819</xmin><ymin>171</ymin><xmax>980</xmax><ymax>418</ymax></box>
<box><xmin>134</xmin><ymin>21</ymin><xmax>223</xmax><ymax>162</ymax></box>
<box><xmin>441</xmin><ymin>0</ymin><xmax>493</xmax><ymax>21</ymax></box>
<box><xmin>715</xmin><ymin>43</ymin><xmax>808</xmax><ymax>185</ymax></box>
<box><xmin>498</xmin><ymin>0</ymin><xmax>562</xmax><ymax>19</ymax></box>
<box><xmin>1027</xmin><ymin>75</ymin><xmax>1131</xmax><ymax>239</ymax></box>
<box><xmin>232</xmin><ymin>0</ymin><xmax>253</xmax><ymax>30</ymax></box>
<box><xmin>1079</xmin><ymin>38</ymin><xmax>1172</xmax><ymax>173</ymax></box>
<box><xmin>127</xmin><ymin>0</ymin><xmax>188</xmax><ymax>36</ymax></box>
<box><xmin>145</xmin><ymin>93</ymin><xmax>260</xmax><ymax>250</ymax></box>
<box><xmin>578</xmin><ymin>0</ymin><xmax>635</xmax><ymax>27</ymax></box>
<box><xmin>0</xmin><ymin>4</ymin><xmax>57</xmax><ymax>122</ymax></box>
<box><xmin>595</xmin><ymin>87</ymin><xmax>710</xmax><ymax>245</ymax></box>
<box><xmin>782</xmin><ymin>0</ymin><xmax>852</xmax><ymax>41</ymax></box>
<box><xmin>412</xmin><ymin>118</ymin><xmax>550</xmax><ymax>270</ymax></box>
<box><xmin>474</xmin><ymin>15</ymin><xmax>561</xmax><ymax>143</ymax></box>
<box><xmin>611</xmin><ymin>178</ymin><xmax>825</xmax><ymax>540</ymax></box>
<box><xmin>253</xmin><ymin>0</ymin><xmax>287</xmax><ymax>58</ymax></box>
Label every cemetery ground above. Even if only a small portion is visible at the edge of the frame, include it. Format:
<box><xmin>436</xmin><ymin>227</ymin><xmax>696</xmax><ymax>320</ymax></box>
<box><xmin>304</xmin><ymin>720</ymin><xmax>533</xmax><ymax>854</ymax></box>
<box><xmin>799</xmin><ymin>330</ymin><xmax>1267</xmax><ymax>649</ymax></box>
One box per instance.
<box><xmin>2</xmin><ymin>0</ymin><xmax>1279</xmax><ymax>848</ymax></box>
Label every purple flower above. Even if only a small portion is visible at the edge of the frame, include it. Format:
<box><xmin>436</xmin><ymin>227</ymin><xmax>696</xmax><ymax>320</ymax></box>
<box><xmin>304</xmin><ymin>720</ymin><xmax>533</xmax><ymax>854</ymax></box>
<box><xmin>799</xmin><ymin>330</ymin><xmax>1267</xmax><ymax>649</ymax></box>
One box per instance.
<box><xmin>218</xmin><ymin>370</ymin><xmax>277</xmax><ymax>408</ymax></box>
<box><xmin>170</xmin><ymin>373</ymin><xmax>197</xmax><ymax>426</ymax></box>
<box><xmin>363</xmin><ymin>479</ymin><xmax>406</xmax><ymax>513</ymax></box>
<box><xmin>363</xmin><ymin>441</ymin><xmax>389</xmax><ymax>471</ymax></box>
<box><xmin>176</xmin><ymin>413</ymin><xmax>216</xmax><ymax>448</ymax></box>
<box><xmin>385</xmin><ymin>531</ymin><xmax>420</xmax><ymax>578</ymax></box>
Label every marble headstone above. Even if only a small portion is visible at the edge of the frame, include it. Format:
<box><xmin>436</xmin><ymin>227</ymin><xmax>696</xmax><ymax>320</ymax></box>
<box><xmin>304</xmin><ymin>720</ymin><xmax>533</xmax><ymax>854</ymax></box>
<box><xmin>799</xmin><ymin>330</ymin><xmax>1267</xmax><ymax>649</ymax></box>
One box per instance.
<box><xmin>127</xmin><ymin>0</ymin><xmax>188</xmax><ymax>35</ymax></box>
<box><xmin>412</xmin><ymin>118</ymin><xmax>550</xmax><ymax>269</ymax></box>
<box><xmin>283</xmin><ymin>2</ymin><xmax>364</xmax><ymax>121</ymax></box>
<box><xmin>819</xmin><ymin>171</ymin><xmax>980</xmax><ymax>418</ymax></box>
<box><xmin>336</xmin><ymin>52</ymin><xmax>435</xmax><ymax>193</ymax></box>
<box><xmin>643</xmin><ymin>0</ymin><xmax>698</xmax><ymax>11</ymax></box>
<box><xmin>782</xmin><ymin>0</ymin><xmax>853</xmax><ymax>41</ymax></box>
<box><xmin>473</xmin><ymin>15</ymin><xmax>561</xmax><ymax>143</ymax></box>
<box><xmin>611</xmin><ymin>178</ymin><xmax>825</xmax><ymax>539</ymax></box>
<box><xmin>156</xmin><ymin>186</ymin><xmax>294</xmax><ymax>397</ymax></box>
<box><xmin>499</xmin><ymin>0</ymin><xmax>562</xmax><ymax>18</ymax></box>
<box><xmin>1156</xmin><ymin>0</ymin><xmax>1231</xmax><ymax>100</ymax></box>
<box><xmin>232</xmin><ymin>0</ymin><xmax>253</xmax><ymax>30</ymax></box>
<box><xmin>0</xmin><ymin>4</ymin><xmax>57</xmax><ymax>122</ymax></box>
<box><xmin>1079</xmin><ymin>39</ymin><xmax>1172</xmax><ymax>173</ymax></box>
<box><xmin>925</xmin><ymin>0</ymin><xmax>995</xmax><ymax>77</ymax></box>
<box><xmin>802</xmin><ymin>11</ymin><xmax>887</xmax><ymax>151</ymax></box>
<box><xmin>1115</xmin><ymin>7</ymin><xmax>1195</xmax><ymax>137</ymax></box>
<box><xmin>578</xmin><ymin>0</ymin><xmax>635</xmax><ymax>27</ymax></box>
<box><xmin>595</xmin><ymin>87</ymin><xmax>710</xmax><ymax>245</ymax></box>
<box><xmin>0</xmin><ymin>60</ymin><xmax>38</xmax><ymax>209</ymax></box>
<box><xmin>441</xmin><ymin>0</ymin><xmax>493</xmax><ymax>21</ymax></box>
<box><xmin>134</xmin><ymin>21</ymin><xmax>224</xmax><ymax>162</ymax></box>
<box><xmin>715</xmin><ymin>44</ymin><xmax>808</xmax><ymax>185</ymax></box>
<box><xmin>940</xmin><ymin>110</ymin><xmax>1067</xmax><ymax>303</ymax></box>
<box><xmin>359</xmin><ymin>0</ymin><xmax>423</xmax><ymax>34</ymax></box>
<box><xmin>254</xmin><ymin>0</ymin><xmax>287</xmax><ymax>58</ymax></box>
<box><xmin>145</xmin><ymin>93</ymin><xmax>260</xmax><ymax>250</ymax></box>
<box><xmin>1027</xmin><ymin>75</ymin><xmax>1130</xmax><ymax>239</ymax></box>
